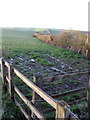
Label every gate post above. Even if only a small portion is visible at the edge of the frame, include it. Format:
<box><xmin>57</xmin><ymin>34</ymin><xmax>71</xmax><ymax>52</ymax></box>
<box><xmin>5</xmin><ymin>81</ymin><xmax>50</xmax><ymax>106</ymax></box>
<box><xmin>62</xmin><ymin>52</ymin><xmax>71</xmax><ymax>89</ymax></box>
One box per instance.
<box><xmin>8</xmin><ymin>64</ymin><xmax>14</xmax><ymax>100</ymax></box>
<box><xmin>1</xmin><ymin>58</ymin><xmax>7</xmax><ymax>85</ymax></box>
<box><xmin>31</xmin><ymin>74</ymin><xmax>43</xmax><ymax>118</ymax></box>
<box><xmin>55</xmin><ymin>101</ymin><xmax>69</xmax><ymax>120</ymax></box>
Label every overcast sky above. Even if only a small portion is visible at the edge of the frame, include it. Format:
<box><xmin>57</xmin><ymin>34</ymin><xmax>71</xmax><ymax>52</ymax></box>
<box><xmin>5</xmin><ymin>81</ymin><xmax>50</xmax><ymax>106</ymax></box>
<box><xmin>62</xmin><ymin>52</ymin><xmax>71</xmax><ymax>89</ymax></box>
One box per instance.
<box><xmin>0</xmin><ymin>0</ymin><xmax>89</xmax><ymax>31</ymax></box>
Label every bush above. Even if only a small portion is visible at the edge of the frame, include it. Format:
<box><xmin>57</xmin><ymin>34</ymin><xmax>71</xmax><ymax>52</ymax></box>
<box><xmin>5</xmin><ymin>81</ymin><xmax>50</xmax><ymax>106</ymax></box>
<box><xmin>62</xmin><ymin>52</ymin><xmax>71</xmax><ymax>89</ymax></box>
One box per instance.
<box><xmin>51</xmin><ymin>30</ymin><xmax>87</xmax><ymax>55</ymax></box>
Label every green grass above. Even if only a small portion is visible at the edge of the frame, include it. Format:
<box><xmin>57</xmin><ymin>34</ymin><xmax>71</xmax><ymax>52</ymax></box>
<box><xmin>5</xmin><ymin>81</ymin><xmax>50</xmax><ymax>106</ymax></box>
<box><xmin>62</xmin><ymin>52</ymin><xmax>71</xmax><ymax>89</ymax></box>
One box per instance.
<box><xmin>36</xmin><ymin>58</ymin><xmax>52</xmax><ymax>66</ymax></box>
<box><xmin>2</xmin><ymin>28</ymin><xmax>89</xmax><ymax>120</ymax></box>
<box><xmin>2</xmin><ymin>28</ymin><xmax>88</xmax><ymax>62</ymax></box>
<box><xmin>71</xmin><ymin>102</ymin><xmax>90</xmax><ymax>120</ymax></box>
<box><xmin>49</xmin><ymin>28</ymin><xmax>63</xmax><ymax>35</ymax></box>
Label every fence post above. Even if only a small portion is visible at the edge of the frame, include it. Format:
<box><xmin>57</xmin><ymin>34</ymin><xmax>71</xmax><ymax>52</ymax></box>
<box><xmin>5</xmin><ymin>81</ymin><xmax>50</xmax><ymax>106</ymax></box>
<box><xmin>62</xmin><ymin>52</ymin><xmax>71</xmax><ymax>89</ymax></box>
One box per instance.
<box><xmin>31</xmin><ymin>74</ymin><xmax>43</xmax><ymax>118</ymax></box>
<box><xmin>0</xmin><ymin>58</ymin><xmax>4</xmax><ymax>83</ymax></box>
<box><xmin>55</xmin><ymin>101</ymin><xmax>70</xmax><ymax>120</ymax></box>
<box><xmin>8</xmin><ymin>64</ymin><xmax>14</xmax><ymax>100</ymax></box>
<box><xmin>1</xmin><ymin>58</ymin><xmax>7</xmax><ymax>86</ymax></box>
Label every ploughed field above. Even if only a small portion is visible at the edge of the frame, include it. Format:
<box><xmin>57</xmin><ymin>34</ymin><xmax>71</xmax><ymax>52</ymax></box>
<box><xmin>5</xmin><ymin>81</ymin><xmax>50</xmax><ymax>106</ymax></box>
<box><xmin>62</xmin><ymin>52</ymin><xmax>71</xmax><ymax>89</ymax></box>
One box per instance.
<box><xmin>2</xmin><ymin>28</ymin><xmax>90</xmax><ymax>119</ymax></box>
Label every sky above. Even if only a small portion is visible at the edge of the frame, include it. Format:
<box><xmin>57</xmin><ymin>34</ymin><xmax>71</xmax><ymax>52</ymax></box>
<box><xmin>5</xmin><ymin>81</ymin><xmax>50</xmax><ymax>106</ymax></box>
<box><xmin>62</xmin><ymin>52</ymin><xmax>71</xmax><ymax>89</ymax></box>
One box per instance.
<box><xmin>0</xmin><ymin>0</ymin><xmax>89</xmax><ymax>31</ymax></box>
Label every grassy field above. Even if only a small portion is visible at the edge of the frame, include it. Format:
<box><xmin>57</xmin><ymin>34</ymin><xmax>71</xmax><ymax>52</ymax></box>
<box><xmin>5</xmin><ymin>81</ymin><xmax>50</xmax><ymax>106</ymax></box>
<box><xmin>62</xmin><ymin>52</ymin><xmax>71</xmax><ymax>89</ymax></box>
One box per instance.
<box><xmin>1</xmin><ymin>28</ymin><xmax>90</xmax><ymax>120</ymax></box>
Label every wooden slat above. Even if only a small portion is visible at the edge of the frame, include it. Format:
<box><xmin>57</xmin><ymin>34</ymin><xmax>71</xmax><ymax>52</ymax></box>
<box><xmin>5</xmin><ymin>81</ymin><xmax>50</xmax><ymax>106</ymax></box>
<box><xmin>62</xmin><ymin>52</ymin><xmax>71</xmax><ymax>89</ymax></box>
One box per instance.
<box><xmin>3</xmin><ymin>59</ymin><xmax>80</xmax><ymax>120</ymax></box>
<box><xmin>4</xmin><ymin>60</ymin><xmax>10</xmax><ymax>68</ymax></box>
<box><xmin>43</xmin><ymin>71</ymin><xmax>89</xmax><ymax>82</ymax></box>
<box><xmin>55</xmin><ymin>101</ymin><xmax>79</xmax><ymax>120</ymax></box>
<box><xmin>15</xmin><ymin>98</ymin><xmax>31</xmax><ymax>120</ymax></box>
<box><xmin>69</xmin><ymin>97</ymin><xmax>87</xmax><ymax>105</ymax></box>
<box><xmin>64</xmin><ymin>105</ymin><xmax>79</xmax><ymax>120</ymax></box>
<box><xmin>14</xmin><ymin>68</ymin><xmax>57</xmax><ymax>109</ymax></box>
<box><xmin>6</xmin><ymin>76</ymin><xmax>10</xmax><ymax>83</ymax></box>
<box><xmin>1</xmin><ymin>59</ymin><xmax>7</xmax><ymax>86</ymax></box>
<box><xmin>14</xmin><ymin>85</ymin><xmax>45</xmax><ymax>120</ymax></box>
<box><xmin>51</xmin><ymin>87</ymin><xmax>86</xmax><ymax>98</ymax></box>
<box><xmin>0</xmin><ymin>58</ymin><xmax>4</xmax><ymax>83</ymax></box>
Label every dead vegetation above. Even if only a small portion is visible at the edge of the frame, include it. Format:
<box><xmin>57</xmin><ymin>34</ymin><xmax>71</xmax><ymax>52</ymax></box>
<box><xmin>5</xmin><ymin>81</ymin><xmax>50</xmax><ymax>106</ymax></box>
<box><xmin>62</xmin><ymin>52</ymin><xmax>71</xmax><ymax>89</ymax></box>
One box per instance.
<box><xmin>33</xmin><ymin>30</ymin><xmax>88</xmax><ymax>56</ymax></box>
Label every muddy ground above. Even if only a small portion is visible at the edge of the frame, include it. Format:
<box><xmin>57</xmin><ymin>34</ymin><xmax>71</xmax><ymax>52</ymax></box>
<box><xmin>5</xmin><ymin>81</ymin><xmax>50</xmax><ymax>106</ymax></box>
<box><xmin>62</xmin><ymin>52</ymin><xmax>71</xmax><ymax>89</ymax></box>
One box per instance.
<box><xmin>7</xmin><ymin>51</ymin><xmax>89</xmax><ymax>96</ymax></box>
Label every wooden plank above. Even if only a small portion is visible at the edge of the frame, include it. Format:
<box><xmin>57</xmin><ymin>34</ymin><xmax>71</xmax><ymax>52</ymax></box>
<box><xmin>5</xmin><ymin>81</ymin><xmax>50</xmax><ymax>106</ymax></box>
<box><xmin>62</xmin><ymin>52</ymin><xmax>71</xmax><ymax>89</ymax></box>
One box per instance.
<box><xmin>14</xmin><ymin>85</ymin><xmax>46</xmax><ymax>120</ymax></box>
<box><xmin>1</xmin><ymin>59</ymin><xmax>7</xmax><ymax>86</ymax></box>
<box><xmin>43</xmin><ymin>71</ymin><xmax>89</xmax><ymax>82</ymax></box>
<box><xmin>15</xmin><ymin>98</ymin><xmax>31</xmax><ymax>120</ymax></box>
<box><xmin>8</xmin><ymin>64</ymin><xmax>14</xmax><ymax>100</ymax></box>
<box><xmin>66</xmin><ymin>107</ymin><xmax>79</xmax><ymax>120</ymax></box>
<box><xmin>69</xmin><ymin>97</ymin><xmax>87</xmax><ymax>105</ymax></box>
<box><xmin>55</xmin><ymin>101</ymin><xmax>79</xmax><ymax>120</ymax></box>
<box><xmin>31</xmin><ymin>75</ymin><xmax>36</xmax><ymax>118</ymax></box>
<box><xmin>0</xmin><ymin>58</ymin><xmax>4</xmax><ymax>84</ymax></box>
<box><xmin>55</xmin><ymin>101</ymin><xmax>66</xmax><ymax>120</ymax></box>
<box><xmin>32</xmin><ymin>75</ymin><xmax>43</xmax><ymax>103</ymax></box>
<box><xmin>32</xmin><ymin>76</ymin><xmax>36</xmax><ymax>103</ymax></box>
<box><xmin>6</xmin><ymin>76</ymin><xmax>10</xmax><ymax>83</ymax></box>
<box><xmin>51</xmin><ymin>87</ymin><xmax>86</xmax><ymax>98</ymax></box>
<box><xmin>14</xmin><ymin>68</ymin><xmax>57</xmax><ymax>109</ymax></box>
<box><xmin>31</xmin><ymin>75</ymin><xmax>43</xmax><ymax>118</ymax></box>
<box><xmin>4</xmin><ymin>59</ymin><xmax>10</xmax><ymax>68</ymax></box>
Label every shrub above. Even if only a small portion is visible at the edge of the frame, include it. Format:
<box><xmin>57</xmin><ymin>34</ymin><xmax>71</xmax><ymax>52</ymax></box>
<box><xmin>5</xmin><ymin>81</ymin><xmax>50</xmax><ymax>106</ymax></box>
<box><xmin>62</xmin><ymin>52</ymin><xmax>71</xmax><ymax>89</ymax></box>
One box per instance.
<box><xmin>51</xmin><ymin>30</ymin><xmax>87</xmax><ymax>55</ymax></box>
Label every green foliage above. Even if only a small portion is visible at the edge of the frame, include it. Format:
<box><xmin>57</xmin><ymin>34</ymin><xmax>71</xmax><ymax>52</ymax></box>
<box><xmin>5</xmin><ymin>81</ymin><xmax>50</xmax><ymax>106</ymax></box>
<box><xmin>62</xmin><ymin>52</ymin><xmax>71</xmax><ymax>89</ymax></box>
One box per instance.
<box><xmin>63</xmin><ymin>93</ymin><xmax>81</xmax><ymax>102</ymax></box>
<box><xmin>36</xmin><ymin>58</ymin><xmax>52</xmax><ymax>66</ymax></box>
<box><xmin>45</xmin><ymin>111</ymin><xmax>55</xmax><ymax>120</ymax></box>
<box><xmin>54</xmin><ymin>79</ymin><xmax>63</xmax><ymax>85</ymax></box>
<box><xmin>2</xmin><ymin>28</ymin><xmax>89</xmax><ymax>120</ymax></box>
<box><xmin>71</xmin><ymin>102</ymin><xmax>90</xmax><ymax>120</ymax></box>
<box><xmin>2</xmin><ymin>88</ymin><xmax>25</xmax><ymax>120</ymax></box>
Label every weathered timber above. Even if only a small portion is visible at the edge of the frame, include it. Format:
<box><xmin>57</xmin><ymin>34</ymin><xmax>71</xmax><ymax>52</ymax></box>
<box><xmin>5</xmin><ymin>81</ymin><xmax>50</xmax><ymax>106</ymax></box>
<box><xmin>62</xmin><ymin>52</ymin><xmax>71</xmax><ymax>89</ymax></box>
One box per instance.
<box><xmin>1</xmin><ymin>58</ymin><xmax>6</xmax><ymax>85</ymax></box>
<box><xmin>32</xmin><ymin>75</ymin><xmax>43</xmax><ymax>103</ymax></box>
<box><xmin>69</xmin><ymin>97</ymin><xmax>87</xmax><ymax>105</ymax></box>
<box><xmin>31</xmin><ymin>75</ymin><xmax>43</xmax><ymax>118</ymax></box>
<box><xmin>8</xmin><ymin>64</ymin><xmax>14</xmax><ymax>100</ymax></box>
<box><xmin>55</xmin><ymin>101</ymin><xmax>79</xmax><ymax>120</ymax></box>
<box><xmin>43</xmin><ymin>71</ymin><xmax>89</xmax><ymax>82</ymax></box>
<box><xmin>30</xmin><ymin>86</ymin><xmax>86</xmax><ymax>102</ymax></box>
<box><xmin>2</xmin><ymin>59</ymin><xmax>80</xmax><ymax>120</ymax></box>
<box><xmin>31</xmin><ymin>76</ymin><xmax>36</xmax><ymax>118</ymax></box>
<box><xmin>67</xmin><ymin>107</ymin><xmax>79</xmax><ymax>120</ymax></box>
<box><xmin>51</xmin><ymin>87</ymin><xmax>86</xmax><ymax>98</ymax></box>
<box><xmin>15</xmin><ymin>98</ymin><xmax>31</xmax><ymax>120</ymax></box>
<box><xmin>6</xmin><ymin>76</ymin><xmax>10</xmax><ymax>83</ymax></box>
<box><xmin>14</xmin><ymin>85</ymin><xmax>46</xmax><ymax>120</ymax></box>
<box><xmin>4</xmin><ymin>59</ymin><xmax>10</xmax><ymax>68</ymax></box>
<box><xmin>14</xmin><ymin>68</ymin><xmax>57</xmax><ymax>109</ymax></box>
<box><xmin>0</xmin><ymin>58</ymin><xmax>4</xmax><ymax>83</ymax></box>
<box><xmin>55</xmin><ymin>101</ymin><xmax>68</xmax><ymax>120</ymax></box>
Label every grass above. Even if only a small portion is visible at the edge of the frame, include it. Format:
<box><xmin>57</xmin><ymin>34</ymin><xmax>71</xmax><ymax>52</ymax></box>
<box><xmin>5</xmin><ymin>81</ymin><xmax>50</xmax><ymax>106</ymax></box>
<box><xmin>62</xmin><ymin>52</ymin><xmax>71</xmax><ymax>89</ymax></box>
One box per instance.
<box><xmin>2</xmin><ymin>28</ymin><xmax>89</xmax><ymax>119</ymax></box>
<box><xmin>2</xmin><ymin>88</ymin><xmax>26</xmax><ymax>120</ymax></box>
<box><xmin>71</xmin><ymin>101</ymin><xmax>90</xmax><ymax>120</ymax></box>
<box><xmin>36</xmin><ymin>58</ymin><xmax>52</xmax><ymax>66</ymax></box>
<box><xmin>49</xmin><ymin>28</ymin><xmax>63</xmax><ymax>35</ymax></box>
<box><xmin>2</xmin><ymin>29</ymin><xmax>88</xmax><ymax>62</ymax></box>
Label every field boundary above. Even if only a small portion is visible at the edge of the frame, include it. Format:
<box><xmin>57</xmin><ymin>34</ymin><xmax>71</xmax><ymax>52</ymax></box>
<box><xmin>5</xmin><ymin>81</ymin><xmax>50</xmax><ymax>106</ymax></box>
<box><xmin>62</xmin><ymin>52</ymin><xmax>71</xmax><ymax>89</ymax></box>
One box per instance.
<box><xmin>1</xmin><ymin>58</ymin><xmax>89</xmax><ymax>120</ymax></box>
